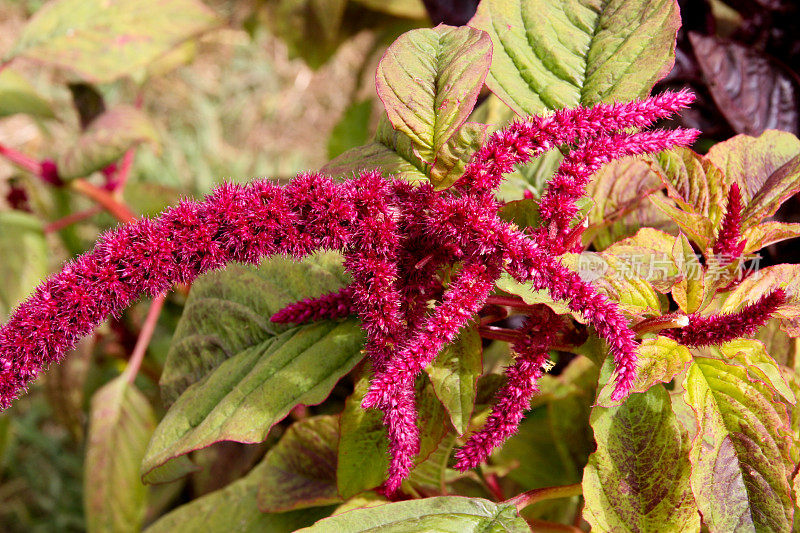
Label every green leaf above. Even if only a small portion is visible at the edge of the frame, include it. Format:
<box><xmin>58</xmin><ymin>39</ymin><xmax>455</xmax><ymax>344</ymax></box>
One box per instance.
<box><xmin>424</xmin><ymin>326</ymin><xmax>482</xmax><ymax>435</ymax></box>
<box><xmin>695</xmin><ymin>339</ymin><xmax>795</xmax><ymax>405</ymax></box>
<box><xmin>161</xmin><ymin>253</ymin><xmax>350</xmax><ymax>404</ymax></box>
<box><xmin>684</xmin><ymin>357</ymin><xmax>794</xmax><ymax>532</ymax></box>
<box><xmin>652</xmin><ymin>147</ymin><xmax>728</xmax><ymax>248</ymax></box>
<box><xmin>404</xmin><ymin>434</ymin><xmax>457</xmax><ymax>494</ymax></box>
<box><xmin>742</xmin><ymin>222</ymin><xmax>800</xmax><ymax>254</ymax></box>
<box><xmin>375</xmin><ymin>25</ymin><xmax>491</xmax><ymax>173</ymax></box>
<box><xmin>498</xmin><ymin>408</ymin><xmax>582</xmax><ymax>488</ymax></box>
<box><xmin>469</xmin><ymin>0</ymin><xmax>680</xmax><ymax>115</ymax></box>
<box><xmin>337</xmin><ymin>364</ymin><xmax>389</xmax><ymax>499</ymax></box>
<box><xmin>601</xmin><ymin>228</ymin><xmax>681</xmax><ymax>293</ymax></box>
<box><xmin>257</xmin><ymin>416</ymin><xmax>340</xmax><ymax>513</ymax></box>
<box><xmin>585</xmin><ymin>157</ymin><xmax>673</xmax><ymax>250</ymax></box>
<box><xmin>146</xmin><ymin>456</ymin><xmax>332</xmax><ymax>533</ymax></box>
<box><xmin>583</xmin><ymin>386</ymin><xmax>700</xmax><ymax>532</ymax></box>
<box><xmin>744</xmin><ymin>155</ymin><xmax>800</xmax><ymax>228</ymax></box>
<box><xmin>336</xmin><ymin>366</ymin><xmax>449</xmax><ymax>499</ymax></box>
<box><xmin>705</xmin><ymin>130</ymin><xmax>800</xmax><ymax>226</ymax></box>
<box><xmin>498</xmin><ymin>198</ymin><xmax>541</xmax><ymax>230</ymax></box>
<box><xmin>141</xmin><ymin>320</ymin><xmax>364</xmax><ymax>478</ymax></box>
<box><xmin>671</xmin><ymin>233</ymin><xmax>707</xmax><ymax>313</ymax></box>
<box><xmin>714</xmin><ymin>264</ymin><xmax>800</xmax><ymax>334</ymax></box>
<box><xmin>84</xmin><ymin>375</ymin><xmax>155</xmax><ymax>533</ymax></box>
<box><xmin>328</xmin><ymin>100</ymin><xmax>374</xmax><ymax>160</ymax></box>
<box><xmin>321</xmin><ymin>123</ymin><xmax>427</xmax><ymax>183</ymax></box>
<box><xmin>0</xmin><ymin>211</ymin><xmax>48</xmax><ymax>321</ymax></box>
<box><xmin>57</xmin><ymin>106</ymin><xmax>159</xmax><ymax>180</ymax></box>
<box><xmin>7</xmin><ymin>0</ymin><xmax>220</xmax><ymax>83</ymax></box>
<box><xmin>297</xmin><ymin>496</ymin><xmax>528</xmax><ymax>532</ymax></box>
<box><xmin>576</xmin><ymin>252</ymin><xmax>664</xmax><ymax>317</ymax></box>
<box><xmin>0</xmin><ymin>69</ymin><xmax>55</xmax><ymax>119</ymax></box>
<box><xmin>596</xmin><ymin>336</ymin><xmax>692</xmax><ymax>407</ymax></box>
<box><xmin>428</xmin><ymin>122</ymin><xmax>489</xmax><ymax>188</ymax></box>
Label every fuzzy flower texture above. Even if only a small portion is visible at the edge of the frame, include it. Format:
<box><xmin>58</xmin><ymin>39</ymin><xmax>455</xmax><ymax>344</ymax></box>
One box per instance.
<box><xmin>4</xmin><ymin>90</ymin><xmax>773</xmax><ymax>493</ymax></box>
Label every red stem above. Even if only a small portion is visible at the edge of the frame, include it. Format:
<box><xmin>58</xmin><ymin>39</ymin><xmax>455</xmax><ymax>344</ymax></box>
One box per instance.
<box><xmin>0</xmin><ymin>143</ymin><xmax>42</xmax><ymax>175</ymax></box>
<box><xmin>44</xmin><ymin>206</ymin><xmax>104</xmax><ymax>233</ymax></box>
<box><xmin>124</xmin><ymin>293</ymin><xmax>166</xmax><ymax>384</ymax></box>
<box><xmin>71</xmin><ymin>179</ymin><xmax>136</xmax><ymax>224</ymax></box>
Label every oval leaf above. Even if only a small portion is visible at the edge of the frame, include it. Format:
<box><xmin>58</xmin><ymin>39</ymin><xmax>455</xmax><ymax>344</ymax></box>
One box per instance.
<box><xmin>141</xmin><ymin>320</ymin><xmax>364</xmax><ymax>477</ymax></box>
<box><xmin>424</xmin><ymin>326</ymin><xmax>482</xmax><ymax>435</ymax></box>
<box><xmin>297</xmin><ymin>496</ymin><xmax>529</xmax><ymax>532</ymax></box>
<box><xmin>161</xmin><ymin>253</ymin><xmax>350</xmax><ymax>405</ymax></box>
<box><xmin>470</xmin><ymin>0</ymin><xmax>680</xmax><ymax>115</ymax></box>
<box><xmin>7</xmin><ymin>0</ymin><xmax>220</xmax><ymax>83</ymax></box>
<box><xmin>85</xmin><ymin>375</ymin><xmax>155</xmax><ymax>533</ymax></box>
<box><xmin>596</xmin><ymin>336</ymin><xmax>692</xmax><ymax>407</ymax></box>
<box><xmin>257</xmin><ymin>416</ymin><xmax>340</xmax><ymax>513</ymax></box>
<box><xmin>583</xmin><ymin>386</ymin><xmax>700</xmax><ymax>532</ymax></box>
<box><xmin>376</xmin><ymin>25</ymin><xmax>492</xmax><ymax>170</ymax></box>
<box><xmin>685</xmin><ymin>357</ymin><xmax>794</xmax><ymax>532</ymax></box>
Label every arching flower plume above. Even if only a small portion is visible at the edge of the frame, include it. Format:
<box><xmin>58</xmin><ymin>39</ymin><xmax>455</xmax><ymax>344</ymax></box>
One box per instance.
<box><xmin>0</xmin><ymin>91</ymin><xmax>701</xmax><ymax>492</ymax></box>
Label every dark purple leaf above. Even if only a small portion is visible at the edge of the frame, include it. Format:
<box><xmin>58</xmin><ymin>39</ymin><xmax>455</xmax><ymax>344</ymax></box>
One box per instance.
<box><xmin>689</xmin><ymin>32</ymin><xmax>799</xmax><ymax>135</ymax></box>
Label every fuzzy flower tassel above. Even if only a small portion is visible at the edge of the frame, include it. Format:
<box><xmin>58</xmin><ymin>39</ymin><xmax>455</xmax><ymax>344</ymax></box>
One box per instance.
<box><xmin>0</xmin><ymin>92</ymin><xmax>700</xmax><ymax>492</ymax></box>
<box><xmin>663</xmin><ymin>289</ymin><xmax>786</xmax><ymax>347</ymax></box>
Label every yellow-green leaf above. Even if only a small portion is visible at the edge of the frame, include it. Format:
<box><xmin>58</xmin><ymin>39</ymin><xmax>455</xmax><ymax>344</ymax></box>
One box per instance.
<box><xmin>85</xmin><ymin>375</ymin><xmax>155</xmax><ymax>533</ymax></box>
<box><xmin>469</xmin><ymin>0</ymin><xmax>680</xmax><ymax>115</ymax></box>
<box><xmin>7</xmin><ymin>0</ymin><xmax>220</xmax><ymax>83</ymax></box>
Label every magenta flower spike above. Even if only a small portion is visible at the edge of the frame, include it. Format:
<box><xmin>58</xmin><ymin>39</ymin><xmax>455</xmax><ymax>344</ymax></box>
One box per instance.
<box><xmin>454</xmin><ymin>315</ymin><xmax>561</xmax><ymax>470</ymax></box>
<box><xmin>0</xmin><ymin>91</ymin><xmax>700</xmax><ymax>493</ymax></box>
<box><xmin>712</xmin><ymin>183</ymin><xmax>747</xmax><ymax>262</ymax></box>
<box><xmin>662</xmin><ymin>289</ymin><xmax>786</xmax><ymax>347</ymax></box>
<box><xmin>270</xmin><ymin>286</ymin><xmax>356</xmax><ymax>324</ymax></box>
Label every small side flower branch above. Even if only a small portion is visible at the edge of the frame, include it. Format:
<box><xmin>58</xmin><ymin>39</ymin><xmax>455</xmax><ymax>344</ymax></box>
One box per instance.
<box><xmin>5</xmin><ymin>90</ymin><xmax>769</xmax><ymax>493</ymax></box>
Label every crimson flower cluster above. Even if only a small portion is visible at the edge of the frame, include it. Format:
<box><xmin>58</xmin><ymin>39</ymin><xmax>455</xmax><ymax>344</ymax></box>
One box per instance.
<box><xmin>1</xmin><ymin>89</ymin><xmax>751</xmax><ymax>493</ymax></box>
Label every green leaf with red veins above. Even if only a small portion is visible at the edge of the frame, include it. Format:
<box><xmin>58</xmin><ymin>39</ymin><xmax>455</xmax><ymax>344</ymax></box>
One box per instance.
<box><xmin>684</xmin><ymin>357</ymin><xmax>794</xmax><ymax>532</ymax></box>
<box><xmin>705</xmin><ymin>131</ymin><xmax>800</xmax><ymax>229</ymax></box>
<box><xmin>706</xmin><ymin>132</ymin><xmax>800</xmax><ymax>203</ymax></box>
<box><xmin>429</xmin><ymin>122</ymin><xmax>490</xmax><ymax>188</ymax></box>
<box><xmin>297</xmin><ymin>496</ymin><xmax>529</xmax><ymax>532</ymax></box>
<box><xmin>375</xmin><ymin>25</ymin><xmax>492</xmax><ymax>175</ymax></box>
<box><xmin>603</xmin><ymin>228</ymin><xmax>682</xmax><ymax>293</ymax></box>
<box><xmin>57</xmin><ymin>106</ymin><xmax>159</xmax><ymax>180</ymax></box>
<box><xmin>469</xmin><ymin>0</ymin><xmax>680</xmax><ymax>115</ymax></box>
<box><xmin>652</xmin><ymin>147</ymin><xmax>728</xmax><ymax>246</ymax></box>
<box><xmin>424</xmin><ymin>326</ymin><xmax>482</xmax><ymax>436</ymax></box>
<box><xmin>583</xmin><ymin>386</ymin><xmax>700</xmax><ymax>532</ymax></box>
<box><xmin>694</xmin><ymin>339</ymin><xmax>795</xmax><ymax>405</ymax></box>
<box><xmin>671</xmin><ymin>233</ymin><xmax>707</xmax><ymax>313</ymax></box>
<box><xmin>256</xmin><ymin>416</ymin><xmax>340</xmax><ymax>513</ymax></box>
<box><xmin>85</xmin><ymin>375</ymin><xmax>155</xmax><ymax>533</ymax></box>
<box><xmin>6</xmin><ymin>0</ymin><xmax>220</xmax><ymax>84</ymax></box>
<box><xmin>585</xmin><ymin>157</ymin><xmax>675</xmax><ymax>251</ymax></box>
<box><xmin>742</xmin><ymin>222</ymin><xmax>800</xmax><ymax>254</ymax></box>
<box><xmin>596</xmin><ymin>336</ymin><xmax>692</xmax><ymax>408</ymax></box>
